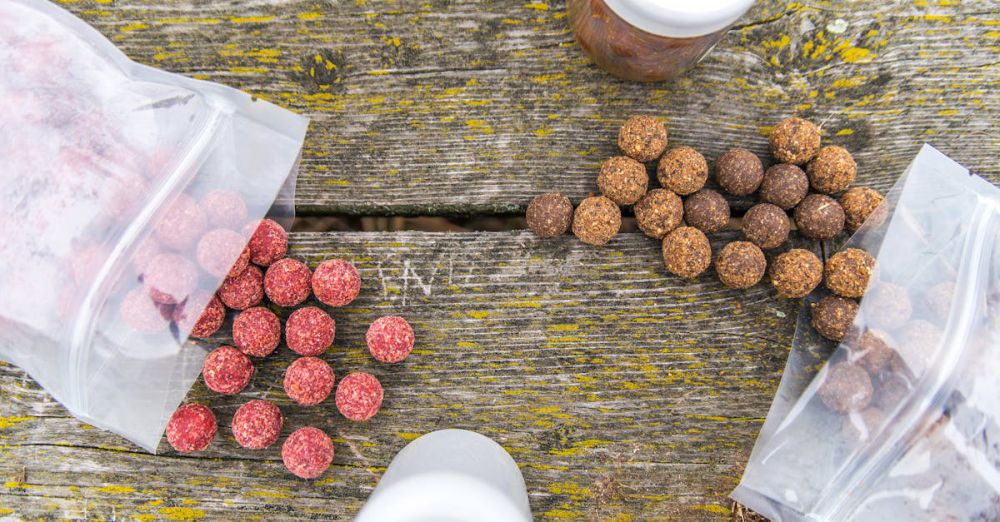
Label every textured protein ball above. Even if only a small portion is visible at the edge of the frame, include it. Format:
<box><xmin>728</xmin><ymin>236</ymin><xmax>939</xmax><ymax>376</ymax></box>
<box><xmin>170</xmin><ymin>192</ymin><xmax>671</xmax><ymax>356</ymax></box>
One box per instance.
<box><xmin>367</xmin><ymin>316</ymin><xmax>415</xmax><ymax>363</ymax></box>
<box><xmin>154</xmin><ymin>193</ymin><xmax>208</xmax><ymax>251</ymax></box>
<box><xmin>794</xmin><ymin>194</ymin><xmax>845</xmax><ymax>240</ymax></box>
<box><xmin>282</xmin><ymin>427</ymin><xmax>333</xmax><ymax>479</ymax></box>
<box><xmin>662</xmin><ymin>226</ymin><xmax>712</xmax><ymax>279</ymax></box>
<box><xmin>769</xmin><ymin>117</ymin><xmax>821</xmax><ymax>165</ymax></box>
<box><xmin>144</xmin><ymin>253</ymin><xmax>198</xmax><ymax>305</ymax></box>
<box><xmin>173</xmin><ymin>291</ymin><xmax>225</xmax><ymax>339</ymax></box>
<box><xmin>715</xmin><ymin>241</ymin><xmax>766</xmax><ymax>289</ymax></box>
<box><xmin>770</xmin><ymin>249</ymin><xmax>823</xmax><ymax>298</ymax></box>
<box><xmin>598</xmin><ymin>156</ymin><xmax>648</xmax><ymax>205</ymax></box>
<box><xmin>285</xmin><ymin>306</ymin><xmax>336</xmax><ymax>357</ymax></box>
<box><xmin>807</xmin><ymin>146</ymin><xmax>857</xmax><ymax>194</ymax></box>
<box><xmin>849</xmin><ymin>329</ymin><xmax>895</xmax><ymax>375</ymax></box>
<box><xmin>132</xmin><ymin>236</ymin><xmax>163</xmax><ymax>276</ymax></box>
<box><xmin>233</xmin><ymin>306</ymin><xmax>281</xmax><ymax>357</ymax></box>
<box><xmin>840</xmin><ymin>186</ymin><xmax>885</xmax><ymax>232</ymax></box>
<box><xmin>634</xmin><ymin>189</ymin><xmax>683</xmax><ymax>239</ymax></box>
<box><xmin>197</xmin><ymin>228</ymin><xmax>250</xmax><ymax>278</ymax></box>
<box><xmin>120</xmin><ymin>287</ymin><xmax>169</xmax><ymax>334</ymax></box>
<box><xmin>217</xmin><ymin>265</ymin><xmax>264</xmax><ymax>310</ymax></box>
<box><xmin>284</xmin><ymin>356</ymin><xmax>335</xmax><ymax>406</ymax></box>
<box><xmin>526</xmin><ymin>192</ymin><xmax>573</xmax><ymax>237</ymax></box>
<box><xmin>863</xmin><ymin>282</ymin><xmax>912</xmax><ymax>330</ymax></box>
<box><xmin>572</xmin><ymin>195</ymin><xmax>622</xmax><ymax>246</ymax></box>
<box><xmin>759</xmin><ymin>164</ymin><xmax>809</xmax><ymax>210</ymax></box>
<box><xmin>201</xmin><ymin>189</ymin><xmax>248</xmax><ymax>230</ymax></box>
<box><xmin>312</xmin><ymin>259</ymin><xmax>362</xmax><ymax>307</ymax></box>
<box><xmin>264</xmin><ymin>258</ymin><xmax>313</xmax><ymax>307</ymax></box>
<box><xmin>166</xmin><ymin>403</ymin><xmax>217</xmax><ymax>453</ymax></box>
<box><xmin>201</xmin><ymin>346</ymin><xmax>254</xmax><ymax>395</ymax></box>
<box><xmin>741</xmin><ymin>203</ymin><xmax>791</xmax><ymax>250</ymax></box>
<box><xmin>243</xmin><ymin>219</ymin><xmax>288</xmax><ymax>267</ymax></box>
<box><xmin>715</xmin><ymin>148</ymin><xmax>764</xmax><ymax>196</ymax></box>
<box><xmin>818</xmin><ymin>362</ymin><xmax>873</xmax><ymax>414</ymax></box>
<box><xmin>810</xmin><ymin>296</ymin><xmax>859</xmax><ymax>342</ymax></box>
<box><xmin>336</xmin><ymin>372</ymin><xmax>384</xmax><ymax>422</ymax></box>
<box><xmin>875</xmin><ymin>372</ymin><xmax>912</xmax><ymax>411</ymax></box>
<box><xmin>897</xmin><ymin>319</ymin><xmax>943</xmax><ymax>377</ymax></box>
<box><xmin>617</xmin><ymin>115</ymin><xmax>668</xmax><ymax>163</ymax></box>
<box><xmin>924</xmin><ymin>281</ymin><xmax>955</xmax><ymax>324</ymax></box>
<box><xmin>824</xmin><ymin>248</ymin><xmax>876</xmax><ymax>298</ymax></box>
<box><xmin>232</xmin><ymin>399</ymin><xmax>283</xmax><ymax>450</ymax></box>
<box><xmin>656</xmin><ymin>146</ymin><xmax>708</xmax><ymax>196</ymax></box>
<box><xmin>683</xmin><ymin>189</ymin><xmax>730</xmax><ymax>234</ymax></box>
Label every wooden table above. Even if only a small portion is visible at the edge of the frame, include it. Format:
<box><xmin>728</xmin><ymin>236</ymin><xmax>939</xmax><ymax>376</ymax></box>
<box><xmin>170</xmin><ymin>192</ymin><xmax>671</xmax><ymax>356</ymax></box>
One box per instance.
<box><xmin>2</xmin><ymin>0</ymin><xmax>998</xmax><ymax>520</ymax></box>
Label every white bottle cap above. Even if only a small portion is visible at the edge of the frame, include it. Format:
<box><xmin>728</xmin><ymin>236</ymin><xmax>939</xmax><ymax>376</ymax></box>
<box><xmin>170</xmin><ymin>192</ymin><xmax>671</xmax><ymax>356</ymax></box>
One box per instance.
<box><xmin>602</xmin><ymin>0</ymin><xmax>756</xmax><ymax>38</ymax></box>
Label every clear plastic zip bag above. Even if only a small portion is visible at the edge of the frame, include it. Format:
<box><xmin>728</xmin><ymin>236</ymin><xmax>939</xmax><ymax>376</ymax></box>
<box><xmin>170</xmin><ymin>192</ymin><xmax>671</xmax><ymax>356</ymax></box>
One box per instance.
<box><xmin>732</xmin><ymin>145</ymin><xmax>1000</xmax><ymax>520</ymax></box>
<box><xmin>0</xmin><ymin>1</ymin><xmax>308</xmax><ymax>452</ymax></box>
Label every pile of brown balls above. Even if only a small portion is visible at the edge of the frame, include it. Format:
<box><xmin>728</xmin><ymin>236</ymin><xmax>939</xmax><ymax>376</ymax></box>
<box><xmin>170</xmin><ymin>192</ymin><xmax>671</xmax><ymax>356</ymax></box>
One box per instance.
<box><xmin>163</xmin><ymin>219</ymin><xmax>416</xmax><ymax>480</ymax></box>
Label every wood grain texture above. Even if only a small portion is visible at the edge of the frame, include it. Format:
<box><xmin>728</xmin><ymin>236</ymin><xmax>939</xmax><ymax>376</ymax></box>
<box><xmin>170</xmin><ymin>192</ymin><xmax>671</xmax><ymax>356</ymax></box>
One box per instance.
<box><xmin>0</xmin><ymin>231</ymin><xmax>801</xmax><ymax>521</ymax></box>
<box><xmin>56</xmin><ymin>0</ymin><xmax>1000</xmax><ymax>215</ymax></box>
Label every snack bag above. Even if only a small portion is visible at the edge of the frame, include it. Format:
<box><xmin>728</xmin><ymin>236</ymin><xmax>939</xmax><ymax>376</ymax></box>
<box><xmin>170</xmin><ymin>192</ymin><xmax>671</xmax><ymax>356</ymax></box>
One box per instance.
<box><xmin>0</xmin><ymin>0</ymin><xmax>309</xmax><ymax>451</ymax></box>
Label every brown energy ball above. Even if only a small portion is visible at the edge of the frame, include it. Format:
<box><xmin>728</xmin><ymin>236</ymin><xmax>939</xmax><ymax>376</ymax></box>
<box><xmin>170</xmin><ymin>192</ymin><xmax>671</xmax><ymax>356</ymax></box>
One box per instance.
<box><xmin>526</xmin><ymin>192</ymin><xmax>573</xmax><ymax>238</ymax></box>
<box><xmin>683</xmin><ymin>189</ymin><xmax>730</xmax><ymax>234</ymax></box>
<box><xmin>924</xmin><ymin>281</ymin><xmax>955</xmax><ymax>324</ymax></box>
<box><xmin>715</xmin><ymin>241</ymin><xmax>766</xmax><ymax>289</ymax></box>
<box><xmin>741</xmin><ymin>203</ymin><xmax>791</xmax><ymax>250</ymax></box>
<box><xmin>863</xmin><ymin>282</ymin><xmax>912</xmax><ymax>330</ymax></box>
<box><xmin>662</xmin><ymin>226</ymin><xmax>711</xmax><ymax>279</ymax></box>
<box><xmin>848</xmin><ymin>329</ymin><xmax>895</xmax><ymax>375</ymax></box>
<box><xmin>824</xmin><ymin>248</ymin><xmax>876</xmax><ymax>298</ymax></box>
<box><xmin>896</xmin><ymin>319</ymin><xmax>943</xmax><ymax>378</ymax></box>
<box><xmin>875</xmin><ymin>372</ymin><xmax>912</xmax><ymax>411</ymax></box>
<box><xmin>840</xmin><ymin>186</ymin><xmax>885</xmax><ymax>232</ymax></box>
<box><xmin>818</xmin><ymin>362</ymin><xmax>873</xmax><ymax>414</ymax></box>
<box><xmin>598</xmin><ymin>156</ymin><xmax>648</xmax><ymax>205</ymax></box>
<box><xmin>807</xmin><ymin>146</ymin><xmax>857</xmax><ymax>194</ymax></box>
<box><xmin>617</xmin><ymin>115</ymin><xmax>667</xmax><ymax>163</ymax></box>
<box><xmin>759</xmin><ymin>164</ymin><xmax>809</xmax><ymax>210</ymax></box>
<box><xmin>634</xmin><ymin>189</ymin><xmax>683</xmax><ymax>239</ymax></box>
<box><xmin>769</xmin><ymin>117</ymin><xmax>821</xmax><ymax>165</ymax></box>
<box><xmin>794</xmin><ymin>194</ymin><xmax>845</xmax><ymax>240</ymax></box>
<box><xmin>715</xmin><ymin>148</ymin><xmax>764</xmax><ymax>196</ymax></box>
<box><xmin>810</xmin><ymin>296</ymin><xmax>859</xmax><ymax>342</ymax></box>
<box><xmin>572</xmin><ymin>196</ymin><xmax>621</xmax><ymax>246</ymax></box>
<box><xmin>770</xmin><ymin>248</ymin><xmax>823</xmax><ymax>298</ymax></box>
<box><xmin>656</xmin><ymin>146</ymin><xmax>707</xmax><ymax>196</ymax></box>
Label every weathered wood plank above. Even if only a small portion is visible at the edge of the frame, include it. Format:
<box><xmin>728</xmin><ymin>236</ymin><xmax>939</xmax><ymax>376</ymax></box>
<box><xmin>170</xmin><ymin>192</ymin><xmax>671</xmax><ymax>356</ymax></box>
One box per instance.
<box><xmin>0</xmin><ymin>231</ymin><xmax>800</xmax><ymax>520</ymax></box>
<box><xmin>57</xmin><ymin>0</ymin><xmax>1000</xmax><ymax>215</ymax></box>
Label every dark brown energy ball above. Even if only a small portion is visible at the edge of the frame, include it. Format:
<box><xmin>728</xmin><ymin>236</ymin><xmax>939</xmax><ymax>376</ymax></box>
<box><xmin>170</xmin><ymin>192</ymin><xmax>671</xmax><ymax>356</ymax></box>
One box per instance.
<box><xmin>807</xmin><ymin>146</ymin><xmax>857</xmax><ymax>194</ymax></box>
<box><xmin>794</xmin><ymin>194</ymin><xmax>845</xmax><ymax>240</ymax></box>
<box><xmin>715</xmin><ymin>148</ymin><xmax>764</xmax><ymax>196</ymax></box>
<box><xmin>598</xmin><ymin>156</ymin><xmax>648</xmax><ymax>205</ymax></box>
<box><xmin>715</xmin><ymin>241</ymin><xmax>766</xmax><ymax>289</ymax></box>
<box><xmin>769</xmin><ymin>117</ymin><xmax>821</xmax><ymax>165</ymax></box>
<box><xmin>634</xmin><ymin>189</ymin><xmax>683</xmax><ymax>239</ymax></box>
<box><xmin>818</xmin><ymin>362</ymin><xmax>873</xmax><ymax>414</ymax></box>
<box><xmin>662</xmin><ymin>226</ymin><xmax>711</xmax><ymax>279</ymax></box>
<box><xmin>683</xmin><ymin>189</ymin><xmax>730</xmax><ymax>234</ymax></box>
<box><xmin>825</xmin><ymin>248</ymin><xmax>876</xmax><ymax>298</ymax></box>
<box><xmin>759</xmin><ymin>164</ymin><xmax>809</xmax><ymax>210</ymax></box>
<box><xmin>618</xmin><ymin>115</ymin><xmax>668</xmax><ymax>163</ymax></box>
<box><xmin>656</xmin><ymin>146</ymin><xmax>708</xmax><ymax>196</ymax></box>
<box><xmin>848</xmin><ymin>329</ymin><xmax>895</xmax><ymax>375</ymax></box>
<box><xmin>741</xmin><ymin>203</ymin><xmax>791</xmax><ymax>250</ymax></box>
<box><xmin>863</xmin><ymin>282</ymin><xmax>912</xmax><ymax>330</ymax></box>
<box><xmin>770</xmin><ymin>248</ymin><xmax>823</xmax><ymax>298</ymax></box>
<box><xmin>572</xmin><ymin>196</ymin><xmax>621</xmax><ymax>246</ymax></box>
<box><xmin>840</xmin><ymin>186</ymin><xmax>885</xmax><ymax>232</ymax></box>
<box><xmin>810</xmin><ymin>296</ymin><xmax>859</xmax><ymax>342</ymax></box>
<box><xmin>526</xmin><ymin>192</ymin><xmax>573</xmax><ymax>237</ymax></box>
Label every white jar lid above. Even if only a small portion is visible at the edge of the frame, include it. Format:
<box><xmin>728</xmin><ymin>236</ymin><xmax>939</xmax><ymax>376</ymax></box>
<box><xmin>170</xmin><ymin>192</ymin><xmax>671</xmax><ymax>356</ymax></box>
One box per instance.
<box><xmin>602</xmin><ymin>0</ymin><xmax>756</xmax><ymax>38</ymax></box>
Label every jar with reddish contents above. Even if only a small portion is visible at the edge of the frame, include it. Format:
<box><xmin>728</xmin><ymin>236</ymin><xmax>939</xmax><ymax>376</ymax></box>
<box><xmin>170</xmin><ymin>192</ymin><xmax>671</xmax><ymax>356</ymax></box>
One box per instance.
<box><xmin>568</xmin><ymin>0</ymin><xmax>755</xmax><ymax>82</ymax></box>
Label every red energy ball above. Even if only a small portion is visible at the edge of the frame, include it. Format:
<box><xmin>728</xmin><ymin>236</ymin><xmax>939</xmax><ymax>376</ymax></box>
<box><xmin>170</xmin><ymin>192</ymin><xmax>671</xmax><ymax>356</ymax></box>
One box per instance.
<box><xmin>366</xmin><ymin>316</ymin><xmax>414</xmax><ymax>363</ymax></box>
<box><xmin>154</xmin><ymin>193</ymin><xmax>208</xmax><ymax>251</ymax></box>
<box><xmin>312</xmin><ymin>259</ymin><xmax>361</xmax><ymax>307</ymax></box>
<box><xmin>143</xmin><ymin>253</ymin><xmax>198</xmax><ymax>305</ymax></box>
<box><xmin>197</xmin><ymin>229</ymin><xmax>250</xmax><ymax>278</ymax></box>
<box><xmin>217</xmin><ymin>265</ymin><xmax>264</xmax><ymax>310</ymax></box>
<box><xmin>120</xmin><ymin>287</ymin><xmax>169</xmax><ymax>334</ymax></box>
<box><xmin>281</xmin><ymin>427</ymin><xmax>333</xmax><ymax>479</ymax></box>
<box><xmin>233</xmin><ymin>307</ymin><xmax>281</xmax><ymax>357</ymax></box>
<box><xmin>166</xmin><ymin>403</ymin><xmax>217</xmax><ymax>453</ymax></box>
<box><xmin>231</xmin><ymin>399</ymin><xmax>283</xmax><ymax>450</ymax></box>
<box><xmin>243</xmin><ymin>219</ymin><xmax>287</xmax><ymax>267</ymax></box>
<box><xmin>335</xmin><ymin>372</ymin><xmax>383</xmax><ymax>422</ymax></box>
<box><xmin>285</xmin><ymin>307</ymin><xmax>335</xmax><ymax>356</ymax></box>
<box><xmin>173</xmin><ymin>291</ymin><xmax>225</xmax><ymax>339</ymax></box>
<box><xmin>201</xmin><ymin>346</ymin><xmax>254</xmax><ymax>395</ymax></box>
<box><xmin>201</xmin><ymin>189</ymin><xmax>248</xmax><ymax>230</ymax></box>
<box><xmin>264</xmin><ymin>258</ymin><xmax>312</xmax><ymax>307</ymax></box>
<box><xmin>283</xmin><ymin>356</ymin><xmax>335</xmax><ymax>406</ymax></box>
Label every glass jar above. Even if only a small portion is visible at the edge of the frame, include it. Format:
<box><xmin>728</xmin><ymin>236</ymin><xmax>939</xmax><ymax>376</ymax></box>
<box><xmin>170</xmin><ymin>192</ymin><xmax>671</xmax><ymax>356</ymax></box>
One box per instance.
<box><xmin>567</xmin><ymin>0</ymin><xmax>755</xmax><ymax>82</ymax></box>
